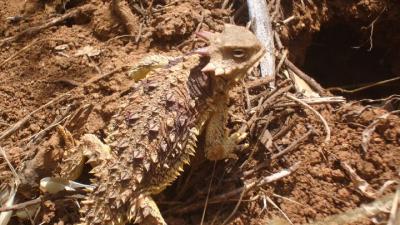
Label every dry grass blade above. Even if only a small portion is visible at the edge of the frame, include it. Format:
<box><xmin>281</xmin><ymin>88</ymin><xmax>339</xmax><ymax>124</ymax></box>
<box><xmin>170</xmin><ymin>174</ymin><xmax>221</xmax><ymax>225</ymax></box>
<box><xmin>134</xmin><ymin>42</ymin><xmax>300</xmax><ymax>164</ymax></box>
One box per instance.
<box><xmin>266</xmin><ymin>196</ymin><xmax>294</xmax><ymax>225</ymax></box>
<box><xmin>340</xmin><ymin>162</ymin><xmax>377</xmax><ymax>198</ymax></box>
<box><xmin>0</xmin><ymin>94</ymin><xmax>70</xmax><ymax>141</ymax></box>
<box><xmin>271</xmin><ymin>129</ymin><xmax>314</xmax><ymax>160</ymax></box>
<box><xmin>306</xmin><ymin>192</ymin><xmax>396</xmax><ymax>225</ymax></box>
<box><xmin>283</xmin><ymin>59</ymin><xmax>325</xmax><ymax>95</ymax></box>
<box><xmin>171</xmin><ymin>163</ymin><xmax>300</xmax><ymax>214</ymax></box>
<box><xmin>286</xmin><ymin>93</ymin><xmax>331</xmax><ymax>143</ymax></box>
<box><xmin>200</xmin><ymin>161</ymin><xmax>216</xmax><ymax>225</ymax></box>
<box><xmin>387</xmin><ymin>188</ymin><xmax>400</xmax><ymax>225</ymax></box>
<box><xmin>328</xmin><ymin>76</ymin><xmax>400</xmax><ymax>94</ymax></box>
<box><xmin>361</xmin><ymin>110</ymin><xmax>400</xmax><ymax>152</ymax></box>
<box><xmin>0</xmin><ymin>147</ymin><xmax>20</xmax><ymax>225</ymax></box>
<box><xmin>0</xmin><ymin>4</ymin><xmax>96</xmax><ymax>46</ymax></box>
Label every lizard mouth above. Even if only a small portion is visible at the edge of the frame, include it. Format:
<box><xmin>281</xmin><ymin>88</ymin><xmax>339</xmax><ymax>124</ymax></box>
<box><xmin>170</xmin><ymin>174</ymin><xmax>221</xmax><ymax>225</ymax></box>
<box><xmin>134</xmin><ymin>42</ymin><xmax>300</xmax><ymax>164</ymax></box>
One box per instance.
<box><xmin>195</xmin><ymin>30</ymin><xmax>214</xmax><ymax>41</ymax></box>
<box><xmin>192</xmin><ymin>31</ymin><xmax>214</xmax><ymax>56</ymax></box>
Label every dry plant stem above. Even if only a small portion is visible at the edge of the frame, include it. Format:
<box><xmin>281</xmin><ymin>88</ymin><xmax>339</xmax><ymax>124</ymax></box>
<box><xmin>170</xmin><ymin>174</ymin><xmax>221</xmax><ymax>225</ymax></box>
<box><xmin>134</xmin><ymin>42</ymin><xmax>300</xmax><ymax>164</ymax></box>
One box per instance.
<box><xmin>242</xmin><ymin>80</ymin><xmax>251</xmax><ymax>110</ymax></box>
<box><xmin>272</xmin><ymin>116</ymin><xmax>297</xmax><ymax>140</ymax></box>
<box><xmin>246</xmin><ymin>76</ymin><xmax>275</xmax><ymax>89</ymax></box>
<box><xmin>173</xmin><ymin>162</ymin><xmax>300</xmax><ymax>214</ymax></box>
<box><xmin>266</xmin><ymin>196</ymin><xmax>294</xmax><ymax>225</ymax></box>
<box><xmin>274</xmin><ymin>96</ymin><xmax>345</xmax><ymax>108</ymax></box>
<box><xmin>0</xmin><ymin>38</ymin><xmax>39</xmax><ymax>68</ymax></box>
<box><xmin>112</xmin><ymin>0</ymin><xmax>139</xmax><ymax>35</ymax></box>
<box><xmin>329</xmin><ymin>76</ymin><xmax>400</xmax><ymax>94</ymax></box>
<box><xmin>247</xmin><ymin>0</ymin><xmax>276</xmax><ymax>78</ymax></box>
<box><xmin>284</xmin><ymin>59</ymin><xmax>325</xmax><ymax>95</ymax></box>
<box><xmin>0</xmin><ymin>147</ymin><xmax>20</xmax><ymax>185</ymax></box>
<box><xmin>240</xmin><ymin>84</ymin><xmax>292</xmax><ymax>134</ymax></box>
<box><xmin>271</xmin><ymin>129</ymin><xmax>314</xmax><ymax>160</ymax></box>
<box><xmin>221</xmin><ymin>188</ymin><xmax>246</xmax><ymax>225</ymax></box>
<box><xmin>221</xmin><ymin>0</ymin><xmax>230</xmax><ymax>9</ymax></box>
<box><xmin>0</xmin><ymin>94</ymin><xmax>70</xmax><ymax>141</ymax></box>
<box><xmin>286</xmin><ymin>93</ymin><xmax>331</xmax><ymax>143</ymax></box>
<box><xmin>251</xmin><ymin>79</ymin><xmax>291</xmax><ymax>103</ymax></box>
<box><xmin>387</xmin><ymin>188</ymin><xmax>400</xmax><ymax>225</ymax></box>
<box><xmin>276</xmin><ymin>49</ymin><xmax>288</xmax><ymax>74</ymax></box>
<box><xmin>361</xmin><ymin>110</ymin><xmax>400</xmax><ymax>152</ymax></box>
<box><xmin>304</xmin><ymin>192</ymin><xmax>396</xmax><ymax>225</ymax></box>
<box><xmin>340</xmin><ymin>162</ymin><xmax>377</xmax><ymax>199</ymax></box>
<box><xmin>0</xmin><ymin>190</ymin><xmax>83</xmax><ymax>213</ymax></box>
<box><xmin>0</xmin><ymin>66</ymin><xmax>126</xmax><ymax>142</ymax></box>
<box><xmin>200</xmin><ymin>161</ymin><xmax>216</xmax><ymax>225</ymax></box>
<box><xmin>0</xmin><ymin>4</ymin><xmax>96</xmax><ymax>46</ymax></box>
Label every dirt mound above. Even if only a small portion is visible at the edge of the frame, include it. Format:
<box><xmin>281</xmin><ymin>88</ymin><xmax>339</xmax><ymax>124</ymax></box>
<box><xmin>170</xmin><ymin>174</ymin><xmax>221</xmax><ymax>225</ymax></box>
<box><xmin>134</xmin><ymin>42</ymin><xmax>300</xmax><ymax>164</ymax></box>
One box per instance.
<box><xmin>1</xmin><ymin>0</ymin><xmax>399</xmax><ymax>225</ymax></box>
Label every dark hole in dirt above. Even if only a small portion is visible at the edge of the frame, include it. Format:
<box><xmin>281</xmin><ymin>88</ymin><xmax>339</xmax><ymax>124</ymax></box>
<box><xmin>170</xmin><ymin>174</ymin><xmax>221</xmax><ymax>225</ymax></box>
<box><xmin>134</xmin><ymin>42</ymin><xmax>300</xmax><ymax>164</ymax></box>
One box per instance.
<box><xmin>64</xmin><ymin>0</ymin><xmax>87</xmax><ymax>10</ymax></box>
<box><xmin>302</xmin><ymin>21</ymin><xmax>400</xmax><ymax>99</ymax></box>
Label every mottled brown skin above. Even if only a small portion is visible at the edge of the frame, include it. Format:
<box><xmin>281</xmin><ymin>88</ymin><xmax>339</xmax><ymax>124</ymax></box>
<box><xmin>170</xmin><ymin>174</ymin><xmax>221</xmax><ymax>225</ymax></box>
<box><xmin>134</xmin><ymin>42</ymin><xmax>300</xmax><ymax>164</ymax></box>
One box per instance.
<box><xmin>70</xmin><ymin>24</ymin><xmax>265</xmax><ymax>225</ymax></box>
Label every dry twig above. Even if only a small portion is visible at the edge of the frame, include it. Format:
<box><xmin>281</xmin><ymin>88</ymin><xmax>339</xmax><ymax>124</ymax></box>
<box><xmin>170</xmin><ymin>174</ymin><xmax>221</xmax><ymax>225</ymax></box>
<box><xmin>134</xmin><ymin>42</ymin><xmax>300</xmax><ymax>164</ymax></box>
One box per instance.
<box><xmin>247</xmin><ymin>0</ymin><xmax>276</xmax><ymax>78</ymax></box>
<box><xmin>271</xmin><ymin>129</ymin><xmax>314</xmax><ymax>160</ymax></box>
<box><xmin>286</xmin><ymin>93</ymin><xmax>331</xmax><ymax>143</ymax></box>
<box><xmin>361</xmin><ymin>110</ymin><xmax>400</xmax><ymax>152</ymax></box>
<box><xmin>0</xmin><ymin>95</ymin><xmax>70</xmax><ymax>141</ymax></box>
<box><xmin>171</xmin><ymin>162</ymin><xmax>301</xmax><ymax>214</ymax></box>
<box><xmin>0</xmin><ymin>4</ymin><xmax>95</xmax><ymax>46</ymax></box>
<box><xmin>283</xmin><ymin>59</ymin><xmax>325</xmax><ymax>95</ymax></box>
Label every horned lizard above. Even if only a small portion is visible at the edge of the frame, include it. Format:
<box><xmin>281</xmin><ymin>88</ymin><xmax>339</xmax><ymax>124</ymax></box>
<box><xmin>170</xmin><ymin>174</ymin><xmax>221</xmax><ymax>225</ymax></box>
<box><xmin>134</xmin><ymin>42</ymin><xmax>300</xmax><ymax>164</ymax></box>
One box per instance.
<box><xmin>60</xmin><ymin>24</ymin><xmax>265</xmax><ymax>225</ymax></box>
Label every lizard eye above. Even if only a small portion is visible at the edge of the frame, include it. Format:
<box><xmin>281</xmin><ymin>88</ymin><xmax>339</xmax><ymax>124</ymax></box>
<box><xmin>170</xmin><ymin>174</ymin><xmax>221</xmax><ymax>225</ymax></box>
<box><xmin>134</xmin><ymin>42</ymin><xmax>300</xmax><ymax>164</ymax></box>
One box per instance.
<box><xmin>232</xmin><ymin>48</ymin><xmax>246</xmax><ymax>59</ymax></box>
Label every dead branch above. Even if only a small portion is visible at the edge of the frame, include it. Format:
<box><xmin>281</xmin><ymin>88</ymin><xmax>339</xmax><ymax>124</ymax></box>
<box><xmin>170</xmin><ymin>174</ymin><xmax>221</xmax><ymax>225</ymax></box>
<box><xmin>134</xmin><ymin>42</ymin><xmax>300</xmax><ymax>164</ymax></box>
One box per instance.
<box><xmin>0</xmin><ymin>4</ymin><xmax>96</xmax><ymax>46</ymax></box>
<box><xmin>0</xmin><ymin>38</ymin><xmax>39</xmax><ymax>68</ymax></box>
<box><xmin>387</xmin><ymin>189</ymin><xmax>400</xmax><ymax>225</ymax></box>
<box><xmin>246</xmin><ymin>76</ymin><xmax>275</xmax><ymax>89</ymax></box>
<box><xmin>361</xmin><ymin>110</ymin><xmax>400</xmax><ymax>152</ymax></box>
<box><xmin>273</xmin><ymin>96</ymin><xmax>345</xmax><ymax>108</ymax></box>
<box><xmin>271</xmin><ymin>129</ymin><xmax>314</xmax><ymax>160</ymax></box>
<box><xmin>0</xmin><ymin>94</ymin><xmax>70</xmax><ymax>141</ymax></box>
<box><xmin>0</xmin><ymin>190</ymin><xmax>84</xmax><ymax>213</ymax></box>
<box><xmin>286</xmin><ymin>94</ymin><xmax>331</xmax><ymax>143</ymax></box>
<box><xmin>0</xmin><ymin>66</ymin><xmax>126</xmax><ymax>142</ymax></box>
<box><xmin>283</xmin><ymin>59</ymin><xmax>326</xmax><ymax>95</ymax></box>
<box><xmin>247</xmin><ymin>0</ymin><xmax>276</xmax><ymax>78</ymax></box>
<box><xmin>340</xmin><ymin>162</ymin><xmax>377</xmax><ymax>199</ymax></box>
<box><xmin>305</xmin><ymin>192</ymin><xmax>397</xmax><ymax>225</ymax></box>
<box><xmin>171</xmin><ymin>162</ymin><xmax>300</xmax><ymax>214</ymax></box>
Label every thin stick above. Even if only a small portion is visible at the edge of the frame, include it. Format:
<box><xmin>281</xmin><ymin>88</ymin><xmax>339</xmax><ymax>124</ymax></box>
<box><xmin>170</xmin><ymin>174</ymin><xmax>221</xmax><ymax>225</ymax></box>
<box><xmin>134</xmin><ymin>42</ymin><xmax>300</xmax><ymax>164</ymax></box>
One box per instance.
<box><xmin>247</xmin><ymin>0</ymin><xmax>276</xmax><ymax>78</ymax></box>
<box><xmin>200</xmin><ymin>161</ymin><xmax>217</xmax><ymax>225</ymax></box>
<box><xmin>284</xmin><ymin>59</ymin><xmax>326</xmax><ymax>95</ymax></box>
<box><xmin>221</xmin><ymin>187</ymin><xmax>246</xmax><ymax>225</ymax></box>
<box><xmin>0</xmin><ymin>94</ymin><xmax>70</xmax><ymax>141</ymax></box>
<box><xmin>0</xmin><ymin>4</ymin><xmax>95</xmax><ymax>46</ymax></box>
<box><xmin>0</xmin><ymin>147</ymin><xmax>20</xmax><ymax>185</ymax></box>
<box><xmin>242</xmin><ymin>80</ymin><xmax>251</xmax><ymax>110</ymax></box>
<box><xmin>271</xmin><ymin>129</ymin><xmax>314</xmax><ymax>160</ymax></box>
<box><xmin>266</xmin><ymin>196</ymin><xmax>294</xmax><ymax>225</ymax></box>
<box><xmin>328</xmin><ymin>76</ymin><xmax>400</xmax><ymax>94</ymax></box>
<box><xmin>0</xmin><ymin>190</ymin><xmax>83</xmax><ymax>212</ymax></box>
<box><xmin>172</xmin><ymin>162</ymin><xmax>300</xmax><ymax>214</ymax></box>
<box><xmin>0</xmin><ymin>66</ymin><xmax>127</xmax><ymax>142</ymax></box>
<box><xmin>0</xmin><ymin>38</ymin><xmax>39</xmax><ymax>68</ymax></box>
<box><xmin>387</xmin><ymin>188</ymin><xmax>400</xmax><ymax>225</ymax></box>
<box><xmin>286</xmin><ymin>93</ymin><xmax>331</xmax><ymax>143</ymax></box>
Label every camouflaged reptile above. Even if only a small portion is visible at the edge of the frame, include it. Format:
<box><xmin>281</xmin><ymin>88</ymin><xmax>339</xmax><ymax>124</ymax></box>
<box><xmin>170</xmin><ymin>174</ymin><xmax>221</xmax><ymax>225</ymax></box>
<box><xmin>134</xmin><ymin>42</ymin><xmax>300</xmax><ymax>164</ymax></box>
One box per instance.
<box><xmin>60</xmin><ymin>24</ymin><xmax>265</xmax><ymax>225</ymax></box>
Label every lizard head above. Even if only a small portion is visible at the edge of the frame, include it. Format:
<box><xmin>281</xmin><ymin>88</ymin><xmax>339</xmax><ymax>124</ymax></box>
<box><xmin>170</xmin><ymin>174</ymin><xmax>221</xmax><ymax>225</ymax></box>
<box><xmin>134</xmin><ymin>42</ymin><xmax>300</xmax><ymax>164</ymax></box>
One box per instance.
<box><xmin>194</xmin><ymin>24</ymin><xmax>265</xmax><ymax>81</ymax></box>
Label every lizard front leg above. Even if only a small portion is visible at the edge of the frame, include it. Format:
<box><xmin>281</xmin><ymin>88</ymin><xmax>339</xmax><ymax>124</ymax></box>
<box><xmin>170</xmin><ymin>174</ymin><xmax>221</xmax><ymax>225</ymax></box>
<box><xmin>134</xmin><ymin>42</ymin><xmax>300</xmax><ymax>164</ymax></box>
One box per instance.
<box><xmin>204</xmin><ymin>99</ymin><xmax>248</xmax><ymax>161</ymax></box>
